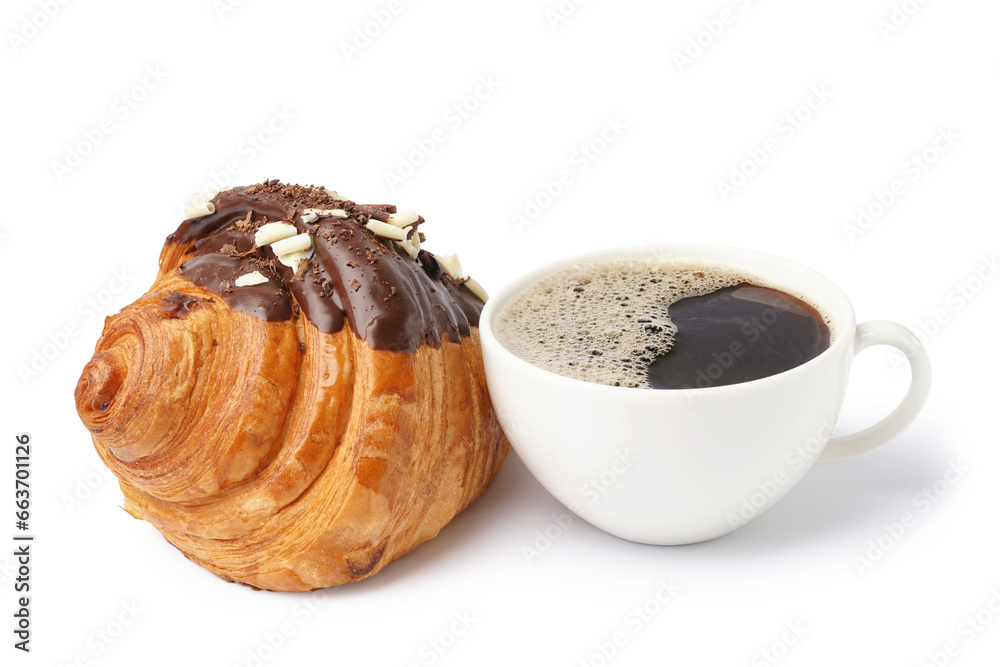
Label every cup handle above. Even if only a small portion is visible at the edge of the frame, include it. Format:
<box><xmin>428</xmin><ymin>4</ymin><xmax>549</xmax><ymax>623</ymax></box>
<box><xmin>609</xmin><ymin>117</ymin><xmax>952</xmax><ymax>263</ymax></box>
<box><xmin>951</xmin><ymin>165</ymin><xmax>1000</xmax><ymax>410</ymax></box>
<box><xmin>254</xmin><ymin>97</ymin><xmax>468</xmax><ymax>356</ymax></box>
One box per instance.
<box><xmin>818</xmin><ymin>320</ymin><xmax>932</xmax><ymax>463</ymax></box>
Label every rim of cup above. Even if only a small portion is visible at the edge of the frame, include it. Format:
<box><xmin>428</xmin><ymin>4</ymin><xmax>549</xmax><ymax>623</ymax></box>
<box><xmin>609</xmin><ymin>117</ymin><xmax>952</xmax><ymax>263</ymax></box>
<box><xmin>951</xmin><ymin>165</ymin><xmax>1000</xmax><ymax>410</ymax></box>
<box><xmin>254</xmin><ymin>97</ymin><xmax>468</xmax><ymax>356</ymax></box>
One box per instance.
<box><xmin>479</xmin><ymin>243</ymin><xmax>857</xmax><ymax>397</ymax></box>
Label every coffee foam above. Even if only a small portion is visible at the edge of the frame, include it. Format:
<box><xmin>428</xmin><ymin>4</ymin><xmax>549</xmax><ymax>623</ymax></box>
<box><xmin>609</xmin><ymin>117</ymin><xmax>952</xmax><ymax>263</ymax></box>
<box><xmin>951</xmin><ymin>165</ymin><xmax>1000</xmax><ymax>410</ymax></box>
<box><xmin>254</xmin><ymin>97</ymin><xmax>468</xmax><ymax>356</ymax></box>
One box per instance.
<box><xmin>494</xmin><ymin>258</ymin><xmax>832</xmax><ymax>389</ymax></box>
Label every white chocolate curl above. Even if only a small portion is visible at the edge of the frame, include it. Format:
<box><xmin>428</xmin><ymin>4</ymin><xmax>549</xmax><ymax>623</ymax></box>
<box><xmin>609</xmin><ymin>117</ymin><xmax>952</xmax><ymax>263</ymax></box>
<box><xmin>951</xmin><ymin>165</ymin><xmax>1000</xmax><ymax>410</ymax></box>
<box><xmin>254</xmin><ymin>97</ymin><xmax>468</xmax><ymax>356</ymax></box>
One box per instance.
<box><xmin>464</xmin><ymin>277</ymin><xmax>488</xmax><ymax>302</ymax></box>
<box><xmin>270</xmin><ymin>233</ymin><xmax>313</xmax><ymax>256</ymax></box>
<box><xmin>276</xmin><ymin>249</ymin><xmax>312</xmax><ymax>271</ymax></box>
<box><xmin>302</xmin><ymin>208</ymin><xmax>348</xmax><ymax>218</ymax></box>
<box><xmin>388</xmin><ymin>209</ymin><xmax>419</xmax><ymax>228</ymax></box>
<box><xmin>437</xmin><ymin>253</ymin><xmax>465</xmax><ymax>280</ymax></box>
<box><xmin>366</xmin><ymin>219</ymin><xmax>407</xmax><ymax>241</ymax></box>
<box><xmin>234</xmin><ymin>271</ymin><xmax>269</xmax><ymax>287</ymax></box>
<box><xmin>398</xmin><ymin>238</ymin><xmax>419</xmax><ymax>259</ymax></box>
<box><xmin>254</xmin><ymin>222</ymin><xmax>298</xmax><ymax>247</ymax></box>
<box><xmin>183</xmin><ymin>192</ymin><xmax>216</xmax><ymax>220</ymax></box>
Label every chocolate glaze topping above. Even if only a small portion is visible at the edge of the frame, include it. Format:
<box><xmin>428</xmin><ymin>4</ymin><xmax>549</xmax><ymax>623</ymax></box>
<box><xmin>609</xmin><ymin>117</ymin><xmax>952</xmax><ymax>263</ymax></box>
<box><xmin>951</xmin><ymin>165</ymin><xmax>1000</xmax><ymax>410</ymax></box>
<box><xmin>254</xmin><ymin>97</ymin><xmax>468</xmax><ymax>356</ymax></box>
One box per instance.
<box><xmin>168</xmin><ymin>181</ymin><xmax>483</xmax><ymax>352</ymax></box>
<box><xmin>159</xmin><ymin>292</ymin><xmax>211</xmax><ymax>319</ymax></box>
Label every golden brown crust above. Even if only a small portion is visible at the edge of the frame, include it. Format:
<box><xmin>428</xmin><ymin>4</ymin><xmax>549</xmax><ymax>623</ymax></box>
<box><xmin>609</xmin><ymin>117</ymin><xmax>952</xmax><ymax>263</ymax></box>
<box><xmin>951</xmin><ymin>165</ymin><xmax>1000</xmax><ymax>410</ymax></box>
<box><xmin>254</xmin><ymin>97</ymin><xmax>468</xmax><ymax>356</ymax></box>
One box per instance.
<box><xmin>76</xmin><ymin>245</ymin><xmax>508</xmax><ymax>591</ymax></box>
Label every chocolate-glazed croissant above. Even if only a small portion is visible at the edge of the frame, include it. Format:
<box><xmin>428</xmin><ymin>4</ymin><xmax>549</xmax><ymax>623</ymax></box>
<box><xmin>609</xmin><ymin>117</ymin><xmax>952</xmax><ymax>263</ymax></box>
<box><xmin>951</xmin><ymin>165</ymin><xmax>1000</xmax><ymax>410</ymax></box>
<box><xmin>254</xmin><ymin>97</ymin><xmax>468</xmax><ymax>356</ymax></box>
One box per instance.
<box><xmin>74</xmin><ymin>181</ymin><xmax>508</xmax><ymax>591</ymax></box>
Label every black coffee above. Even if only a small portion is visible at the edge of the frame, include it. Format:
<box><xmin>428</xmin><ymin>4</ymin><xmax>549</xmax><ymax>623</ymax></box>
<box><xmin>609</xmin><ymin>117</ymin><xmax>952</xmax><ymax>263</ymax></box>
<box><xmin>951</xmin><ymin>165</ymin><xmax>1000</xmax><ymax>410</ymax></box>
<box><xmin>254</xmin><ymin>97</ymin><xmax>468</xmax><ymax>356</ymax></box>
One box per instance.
<box><xmin>495</xmin><ymin>259</ymin><xmax>831</xmax><ymax>389</ymax></box>
<box><xmin>646</xmin><ymin>283</ymin><xmax>829</xmax><ymax>389</ymax></box>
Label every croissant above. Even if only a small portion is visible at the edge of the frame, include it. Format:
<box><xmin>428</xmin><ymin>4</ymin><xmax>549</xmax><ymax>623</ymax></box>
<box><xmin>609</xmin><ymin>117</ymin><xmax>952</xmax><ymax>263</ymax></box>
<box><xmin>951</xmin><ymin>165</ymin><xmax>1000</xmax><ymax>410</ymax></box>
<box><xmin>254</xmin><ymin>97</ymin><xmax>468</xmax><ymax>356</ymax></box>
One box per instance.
<box><xmin>74</xmin><ymin>181</ymin><xmax>508</xmax><ymax>591</ymax></box>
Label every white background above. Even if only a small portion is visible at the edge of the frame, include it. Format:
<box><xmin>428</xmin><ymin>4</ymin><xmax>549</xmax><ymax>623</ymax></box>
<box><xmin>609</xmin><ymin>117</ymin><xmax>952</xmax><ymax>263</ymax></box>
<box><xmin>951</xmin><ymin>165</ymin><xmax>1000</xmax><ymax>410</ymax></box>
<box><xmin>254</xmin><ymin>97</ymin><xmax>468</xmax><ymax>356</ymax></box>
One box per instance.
<box><xmin>2</xmin><ymin>0</ymin><xmax>999</xmax><ymax>665</ymax></box>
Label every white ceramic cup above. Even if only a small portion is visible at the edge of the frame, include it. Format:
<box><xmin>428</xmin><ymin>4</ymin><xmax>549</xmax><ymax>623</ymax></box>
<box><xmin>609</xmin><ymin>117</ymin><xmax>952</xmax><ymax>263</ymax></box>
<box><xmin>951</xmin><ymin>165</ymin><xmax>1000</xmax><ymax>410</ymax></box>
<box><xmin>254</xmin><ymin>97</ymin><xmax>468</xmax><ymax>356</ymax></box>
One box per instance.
<box><xmin>480</xmin><ymin>244</ymin><xmax>931</xmax><ymax>545</ymax></box>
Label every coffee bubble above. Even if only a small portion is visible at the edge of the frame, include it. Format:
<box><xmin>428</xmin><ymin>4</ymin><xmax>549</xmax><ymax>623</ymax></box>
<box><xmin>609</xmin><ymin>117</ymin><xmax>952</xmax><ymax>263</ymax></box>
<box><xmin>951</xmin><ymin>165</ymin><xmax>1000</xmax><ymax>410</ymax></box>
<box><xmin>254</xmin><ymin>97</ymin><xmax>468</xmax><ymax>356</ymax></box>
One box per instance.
<box><xmin>495</xmin><ymin>258</ymin><xmax>832</xmax><ymax>389</ymax></box>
